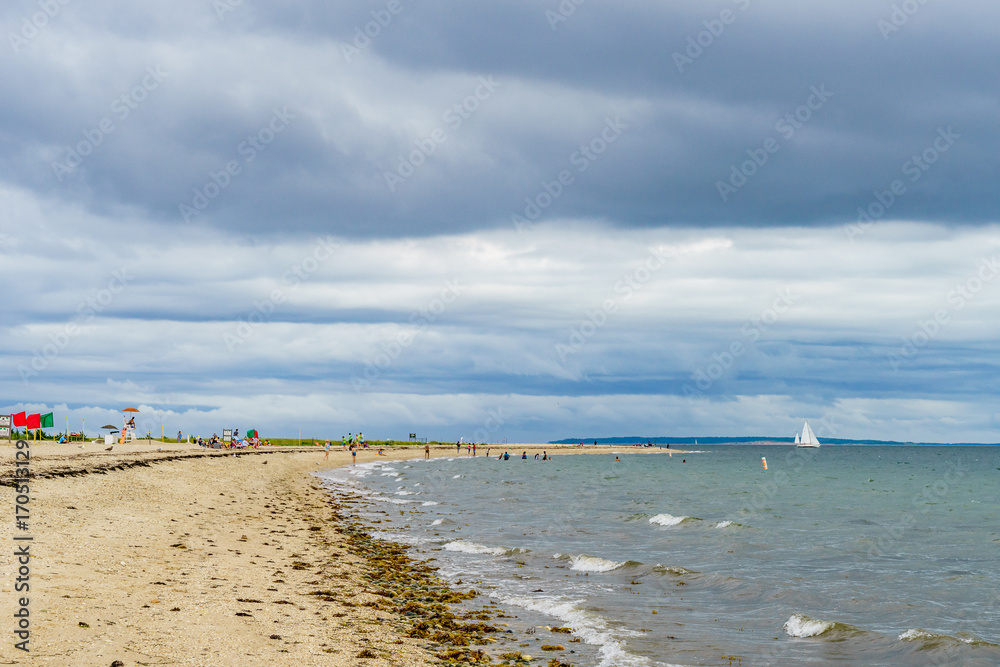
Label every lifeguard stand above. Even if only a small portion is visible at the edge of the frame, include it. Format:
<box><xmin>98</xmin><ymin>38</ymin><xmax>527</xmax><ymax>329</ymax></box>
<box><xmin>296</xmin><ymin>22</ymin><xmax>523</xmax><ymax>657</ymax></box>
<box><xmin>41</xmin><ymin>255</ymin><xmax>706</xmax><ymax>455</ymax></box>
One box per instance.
<box><xmin>120</xmin><ymin>408</ymin><xmax>140</xmax><ymax>443</ymax></box>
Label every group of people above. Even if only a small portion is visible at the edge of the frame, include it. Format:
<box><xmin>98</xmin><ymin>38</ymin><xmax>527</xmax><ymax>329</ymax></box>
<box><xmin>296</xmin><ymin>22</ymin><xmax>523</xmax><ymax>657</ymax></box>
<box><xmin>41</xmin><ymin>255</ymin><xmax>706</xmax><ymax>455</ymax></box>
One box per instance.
<box><xmin>323</xmin><ymin>432</ymin><xmax>375</xmax><ymax>464</ymax></box>
<box><xmin>493</xmin><ymin>451</ymin><xmax>549</xmax><ymax>461</ymax></box>
<box><xmin>197</xmin><ymin>434</ymin><xmax>271</xmax><ymax>449</ymax></box>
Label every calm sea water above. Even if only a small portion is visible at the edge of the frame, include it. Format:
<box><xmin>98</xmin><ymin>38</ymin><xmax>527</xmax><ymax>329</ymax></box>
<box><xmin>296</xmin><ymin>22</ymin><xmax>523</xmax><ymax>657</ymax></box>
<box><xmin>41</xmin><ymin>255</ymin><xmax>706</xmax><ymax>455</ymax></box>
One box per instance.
<box><xmin>320</xmin><ymin>446</ymin><xmax>1000</xmax><ymax>666</ymax></box>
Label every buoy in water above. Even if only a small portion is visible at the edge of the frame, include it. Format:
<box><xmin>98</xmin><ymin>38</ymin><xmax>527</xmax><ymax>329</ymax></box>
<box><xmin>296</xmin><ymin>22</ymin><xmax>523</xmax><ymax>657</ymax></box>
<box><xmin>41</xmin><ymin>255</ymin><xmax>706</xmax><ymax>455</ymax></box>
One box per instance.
<box><xmin>762</xmin><ymin>456</ymin><xmax>768</xmax><ymax>470</ymax></box>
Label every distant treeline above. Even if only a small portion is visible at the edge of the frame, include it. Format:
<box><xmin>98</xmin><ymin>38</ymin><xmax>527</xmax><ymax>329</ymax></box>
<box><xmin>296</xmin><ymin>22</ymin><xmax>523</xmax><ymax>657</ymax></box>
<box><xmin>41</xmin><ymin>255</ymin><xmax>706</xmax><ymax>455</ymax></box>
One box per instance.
<box><xmin>549</xmin><ymin>436</ymin><xmax>1000</xmax><ymax>446</ymax></box>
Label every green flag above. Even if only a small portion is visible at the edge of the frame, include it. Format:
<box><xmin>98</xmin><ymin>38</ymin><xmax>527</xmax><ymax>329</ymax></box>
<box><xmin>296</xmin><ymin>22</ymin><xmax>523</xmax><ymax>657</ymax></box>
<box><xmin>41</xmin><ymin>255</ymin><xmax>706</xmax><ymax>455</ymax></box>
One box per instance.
<box><xmin>39</xmin><ymin>412</ymin><xmax>54</xmax><ymax>428</ymax></box>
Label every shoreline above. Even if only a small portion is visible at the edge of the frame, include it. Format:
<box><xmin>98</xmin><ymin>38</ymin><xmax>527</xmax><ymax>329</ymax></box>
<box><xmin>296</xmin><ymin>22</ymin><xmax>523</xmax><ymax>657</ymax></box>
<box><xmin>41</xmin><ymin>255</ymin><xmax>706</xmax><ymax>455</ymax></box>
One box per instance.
<box><xmin>1</xmin><ymin>442</ymin><xmax>679</xmax><ymax>666</ymax></box>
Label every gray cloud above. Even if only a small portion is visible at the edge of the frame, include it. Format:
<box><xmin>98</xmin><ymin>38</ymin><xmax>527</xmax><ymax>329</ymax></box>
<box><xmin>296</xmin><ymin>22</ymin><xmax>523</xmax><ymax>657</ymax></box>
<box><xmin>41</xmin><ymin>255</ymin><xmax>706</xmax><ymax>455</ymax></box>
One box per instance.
<box><xmin>1</xmin><ymin>0</ymin><xmax>997</xmax><ymax>237</ymax></box>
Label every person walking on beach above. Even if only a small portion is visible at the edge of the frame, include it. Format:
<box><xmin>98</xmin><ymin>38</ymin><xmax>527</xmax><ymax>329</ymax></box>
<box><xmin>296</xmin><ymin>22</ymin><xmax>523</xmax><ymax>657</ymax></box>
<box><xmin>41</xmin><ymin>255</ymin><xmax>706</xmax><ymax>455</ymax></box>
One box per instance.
<box><xmin>424</xmin><ymin>443</ymin><xmax>430</xmax><ymax>459</ymax></box>
<box><xmin>456</xmin><ymin>441</ymin><xmax>461</xmax><ymax>454</ymax></box>
<box><xmin>473</xmin><ymin>443</ymin><xmax>477</xmax><ymax>456</ymax></box>
<box><xmin>351</xmin><ymin>443</ymin><xmax>357</xmax><ymax>465</ymax></box>
<box><xmin>324</xmin><ymin>441</ymin><xmax>330</xmax><ymax>459</ymax></box>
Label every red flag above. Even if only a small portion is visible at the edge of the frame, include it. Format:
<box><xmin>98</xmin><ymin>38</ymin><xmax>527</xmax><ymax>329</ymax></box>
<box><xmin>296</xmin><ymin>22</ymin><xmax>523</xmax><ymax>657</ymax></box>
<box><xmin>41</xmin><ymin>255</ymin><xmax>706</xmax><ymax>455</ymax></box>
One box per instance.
<box><xmin>26</xmin><ymin>413</ymin><xmax>40</xmax><ymax>429</ymax></box>
<box><xmin>12</xmin><ymin>412</ymin><xmax>26</xmax><ymax>427</ymax></box>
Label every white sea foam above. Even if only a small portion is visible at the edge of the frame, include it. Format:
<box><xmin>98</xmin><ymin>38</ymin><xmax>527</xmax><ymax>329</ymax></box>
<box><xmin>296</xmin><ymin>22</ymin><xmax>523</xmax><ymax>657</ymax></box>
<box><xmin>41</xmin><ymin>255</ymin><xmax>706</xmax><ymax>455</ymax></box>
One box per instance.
<box><xmin>452</xmin><ymin>474</ymin><xmax>462</xmax><ymax>479</ymax></box>
<box><xmin>649</xmin><ymin>513</ymin><xmax>696</xmax><ymax>527</ymax></box>
<box><xmin>567</xmin><ymin>554</ymin><xmax>625</xmax><ymax>572</ymax></box>
<box><xmin>370</xmin><ymin>530</ymin><xmax>432</xmax><ymax>546</ymax></box>
<box><xmin>898</xmin><ymin>628</ymin><xmax>984</xmax><ymax>645</ymax></box>
<box><xmin>496</xmin><ymin>595</ymin><xmax>657</xmax><ymax>667</ymax></box>
<box><xmin>443</xmin><ymin>540</ymin><xmax>508</xmax><ymax>556</ymax></box>
<box><xmin>714</xmin><ymin>520</ymin><xmax>736</xmax><ymax>528</ymax></box>
<box><xmin>421</xmin><ymin>501</ymin><xmax>439</xmax><ymax>506</ymax></box>
<box><xmin>380</xmin><ymin>472</ymin><xmax>400</xmax><ymax>477</ymax></box>
<box><xmin>431</xmin><ymin>519</ymin><xmax>444</xmax><ymax>526</ymax></box>
<box><xmin>394</xmin><ymin>490</ymin><xmax>416</xmax><ymax>496</ymax></box>
<box><xmin>783</xmin><ymin>613</ymin><xmax>834</xmax><ymax>637</ymax></box>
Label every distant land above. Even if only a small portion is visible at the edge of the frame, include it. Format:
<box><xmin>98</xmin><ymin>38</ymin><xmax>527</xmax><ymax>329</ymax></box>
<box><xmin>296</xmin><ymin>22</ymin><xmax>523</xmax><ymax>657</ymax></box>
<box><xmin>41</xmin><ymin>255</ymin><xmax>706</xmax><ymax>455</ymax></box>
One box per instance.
<box><xmin>549</xmin><ymin>436</ymin><xmax>1000</xmax><ymax>447</ymax></box>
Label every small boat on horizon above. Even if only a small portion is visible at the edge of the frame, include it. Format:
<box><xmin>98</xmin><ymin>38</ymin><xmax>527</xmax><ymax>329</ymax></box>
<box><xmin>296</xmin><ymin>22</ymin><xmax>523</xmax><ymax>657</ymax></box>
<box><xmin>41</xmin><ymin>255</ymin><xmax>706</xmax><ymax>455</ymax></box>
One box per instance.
<box><xmin>796</xmin><ymin>420</ymin><xmax>820</xmax><ymax>448</ymax></box>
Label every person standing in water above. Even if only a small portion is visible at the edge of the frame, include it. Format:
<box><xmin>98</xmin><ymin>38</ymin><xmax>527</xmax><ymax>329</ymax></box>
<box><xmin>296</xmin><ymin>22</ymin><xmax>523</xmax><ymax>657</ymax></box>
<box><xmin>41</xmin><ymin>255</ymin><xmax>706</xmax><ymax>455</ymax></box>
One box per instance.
<box><xmin>424</xmin><ymin>443</ymin><xmax>430</xmax><ymax>459</ymax></box>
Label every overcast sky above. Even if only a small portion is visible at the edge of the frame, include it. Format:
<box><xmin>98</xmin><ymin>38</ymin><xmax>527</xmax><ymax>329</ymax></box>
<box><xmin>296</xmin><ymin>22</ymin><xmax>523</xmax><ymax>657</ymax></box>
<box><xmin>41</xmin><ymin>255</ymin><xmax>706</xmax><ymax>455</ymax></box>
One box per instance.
<box><xmin>3</xmin><ymin>1</ymin><xmax>999</xmax><ymax>443</ymax></box>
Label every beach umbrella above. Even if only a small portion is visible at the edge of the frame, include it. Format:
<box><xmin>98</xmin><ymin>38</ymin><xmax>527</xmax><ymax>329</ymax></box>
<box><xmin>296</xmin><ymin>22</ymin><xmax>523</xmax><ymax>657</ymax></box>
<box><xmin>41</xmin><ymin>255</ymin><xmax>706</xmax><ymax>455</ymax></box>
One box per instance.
<box><xmin>122</xmin><ymin>407</ymin><xmax>139</xmax><ymax>413</ymax></box>
<box><xmin>101</xmin><ymin>424</ymin><xmax>118</xmax><ymax>429</ymax></box>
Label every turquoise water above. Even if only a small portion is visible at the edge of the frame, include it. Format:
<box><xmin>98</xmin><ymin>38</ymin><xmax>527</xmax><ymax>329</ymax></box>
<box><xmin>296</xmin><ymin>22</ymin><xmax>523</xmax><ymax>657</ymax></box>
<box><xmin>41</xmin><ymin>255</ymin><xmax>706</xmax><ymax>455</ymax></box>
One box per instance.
<box><xmin>321</xmin><ymin>446</ymin><xmax>1000</xmax><ymax>666</ymax></box>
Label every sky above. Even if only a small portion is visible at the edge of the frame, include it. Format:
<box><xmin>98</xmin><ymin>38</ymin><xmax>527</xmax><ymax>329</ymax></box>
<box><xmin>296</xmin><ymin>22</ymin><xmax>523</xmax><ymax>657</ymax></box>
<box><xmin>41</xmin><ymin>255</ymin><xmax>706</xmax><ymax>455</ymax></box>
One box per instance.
<box><xmin>2</xmin><ymin>0</ymin><xmax>999</xmax><ymax>443</ymax></box>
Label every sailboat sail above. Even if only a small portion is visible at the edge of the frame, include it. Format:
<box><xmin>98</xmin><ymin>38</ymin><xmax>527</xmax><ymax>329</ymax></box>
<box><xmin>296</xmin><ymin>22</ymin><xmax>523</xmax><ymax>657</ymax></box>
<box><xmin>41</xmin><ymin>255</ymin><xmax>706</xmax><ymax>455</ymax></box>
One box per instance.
<box><xmin>794</xmin><ymin>432</ymin><xmax>800</xmax><ymax>445</ymax></box>
<box><xmin>797</xmin><ymin>420</ymin><xmax>820</xmax><ymax>448</ymax></box>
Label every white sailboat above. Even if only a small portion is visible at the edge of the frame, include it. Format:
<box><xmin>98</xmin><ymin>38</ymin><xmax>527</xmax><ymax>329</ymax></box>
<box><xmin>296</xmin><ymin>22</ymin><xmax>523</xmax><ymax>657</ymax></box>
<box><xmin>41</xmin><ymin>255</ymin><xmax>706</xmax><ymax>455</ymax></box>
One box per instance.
<box><xmin>796</xmin><ymin>420</ymin><xmax>820</xmax><ymax>448</ymax></box>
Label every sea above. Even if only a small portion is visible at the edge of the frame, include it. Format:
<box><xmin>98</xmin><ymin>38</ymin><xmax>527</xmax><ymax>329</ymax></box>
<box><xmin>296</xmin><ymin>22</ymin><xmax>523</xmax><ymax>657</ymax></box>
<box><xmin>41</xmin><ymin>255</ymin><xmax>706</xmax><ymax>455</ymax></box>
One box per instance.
<box><xmin>318</xmin><ymin>445</ymin><xmax>1000</xmax><ymax>666</ymax></box>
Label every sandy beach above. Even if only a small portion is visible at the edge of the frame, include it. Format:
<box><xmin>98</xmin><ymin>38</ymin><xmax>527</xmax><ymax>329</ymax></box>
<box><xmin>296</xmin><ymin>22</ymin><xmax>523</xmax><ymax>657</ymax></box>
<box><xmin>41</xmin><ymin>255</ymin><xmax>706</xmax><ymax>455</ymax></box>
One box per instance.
<box><xmin>1</xmin><ymin>441</ymin><xmax>666</xmax><ymax>666</ymax></box>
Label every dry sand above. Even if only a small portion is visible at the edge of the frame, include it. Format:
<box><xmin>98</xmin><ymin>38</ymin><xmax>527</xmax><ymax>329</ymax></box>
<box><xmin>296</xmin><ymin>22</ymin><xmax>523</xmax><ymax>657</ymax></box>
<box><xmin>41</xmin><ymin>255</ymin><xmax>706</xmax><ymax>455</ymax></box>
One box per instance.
<box><xmin>0</xmin><ymin>441</ymin><xmax>671</xmax><ymax>666</ymax></box>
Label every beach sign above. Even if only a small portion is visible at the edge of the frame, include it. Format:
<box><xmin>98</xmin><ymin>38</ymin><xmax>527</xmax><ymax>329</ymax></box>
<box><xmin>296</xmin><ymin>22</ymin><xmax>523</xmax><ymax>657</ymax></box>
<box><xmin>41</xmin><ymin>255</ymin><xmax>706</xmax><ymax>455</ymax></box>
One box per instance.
<box><xmin>222</xmin><ymin>428</ymin><xmax>233</xmax><ymax>443</ymax></box>
<box><xmin>0</xmin><ymin>414</ymin><xmax>10</xmax><ymax>440</ymax></box>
